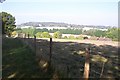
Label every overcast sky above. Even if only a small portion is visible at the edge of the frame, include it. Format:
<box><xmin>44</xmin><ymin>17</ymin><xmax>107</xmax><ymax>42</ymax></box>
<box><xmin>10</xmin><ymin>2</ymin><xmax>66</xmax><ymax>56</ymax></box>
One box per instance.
<box><xmin>0</xmin><ymin>0</ymin><xmax>119</xmax><ymax>27</ymax></box>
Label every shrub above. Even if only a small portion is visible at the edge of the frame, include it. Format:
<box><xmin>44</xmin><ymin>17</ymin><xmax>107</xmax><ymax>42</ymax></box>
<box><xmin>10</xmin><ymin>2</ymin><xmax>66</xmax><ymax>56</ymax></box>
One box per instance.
<box><xmin>63</xmin><ymin>36</ymin><xmax>68</xmax><ymax>39</ymax></box>
<box><xmin>41</xmin><ymin>32</ymin><xmax>51</xmax><ymax>38</ymax></box>
<box><xmin>35</xmin><ymin>32</ymin><xmax>42</xmax><ymax>38</ymax></box>
<box><xmin>53</xmin><ymin>31</ymin><xmax>62</xmax><ymax>39</ymax></box>
<box><xmin>68</xmin><ymin>35</ymin><xmax>75</xmax><ymax>39</ymax></box>
<box><xmin>76</xmin><ymin>36</ymin><xmax>83</xmax><ymax>40</ymax></box>
<box><xmin>11</xmin><ymin>31</ymin><xmax>17</xmax><ymax>37</ymax></box>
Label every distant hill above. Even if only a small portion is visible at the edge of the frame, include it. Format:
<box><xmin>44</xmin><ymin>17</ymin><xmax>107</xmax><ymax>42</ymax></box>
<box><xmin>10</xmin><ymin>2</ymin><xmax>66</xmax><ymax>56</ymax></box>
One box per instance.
<box><xmin>17</xmin><ymin>22</ymin><xmax>113</xmax><ymax>29</ymax></box>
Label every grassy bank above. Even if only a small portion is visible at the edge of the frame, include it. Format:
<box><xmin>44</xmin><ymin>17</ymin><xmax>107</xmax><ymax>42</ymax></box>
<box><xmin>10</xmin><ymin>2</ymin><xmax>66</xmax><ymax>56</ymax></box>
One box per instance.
<box><xmin>2</xmin><ymin>37</ymin><xmax>55</xmax><ymax>79</ymax></box>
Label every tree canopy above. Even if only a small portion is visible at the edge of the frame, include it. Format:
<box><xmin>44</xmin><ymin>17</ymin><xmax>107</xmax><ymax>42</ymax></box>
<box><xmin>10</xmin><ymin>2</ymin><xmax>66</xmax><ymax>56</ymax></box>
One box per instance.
<box><xmin>53</xmin><ymin>31</ymin><xmax>62</xmax><ymax>38</ymax></box>
<box><xmin>41</xmin><ymin>32</ymin><xmax>50</xmax><ymax>38</ymax></box>
<box><xmin>106</xmin><ymin>28</ymin><xmax>120</xmax><ymax>41</ymax></box>
<box><xmin>0</xmin><ymin>12</ymin><xmax>16</xmax><ymax>36</ymax></box>
<box><xmin>21</xmin><ymin>27</ymin><xmax>35</xmax><ymax>37</ymax></box>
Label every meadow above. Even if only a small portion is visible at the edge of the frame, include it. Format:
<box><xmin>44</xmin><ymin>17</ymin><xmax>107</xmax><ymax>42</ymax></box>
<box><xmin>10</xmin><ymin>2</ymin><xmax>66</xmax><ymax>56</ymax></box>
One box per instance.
<box><xmin>22</xmin><ymin>38</ymin><xmax>120</xmax><ymax>78</ymax></box>
<box><xmin>2</xmin><ymin>37</ymin><xmax>120</xmax><ymax>79</ymax></box>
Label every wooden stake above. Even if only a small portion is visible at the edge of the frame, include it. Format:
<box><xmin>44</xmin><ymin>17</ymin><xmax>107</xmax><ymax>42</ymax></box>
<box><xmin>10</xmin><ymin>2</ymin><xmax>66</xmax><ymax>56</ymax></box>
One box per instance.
<box><xmin>34</xmin><ymin>35</ymin><xmax>36</xmax><ymax>52</ymax></box>
<box><xmin>24</xmin><ymin>33</ymin><xmax>26</xmax><ymax>39</ymax></box>
<box><xmin>28</xmin><ymin>33</ymin><xmax>29</xmax><ymax>39</ymax></box>
<box><xmin>83</xmin><ymin>48</ymin><xmax>90</xmax><ymax>80</ymax></box>
<box><xmin>49</xmin><ymin>38</ymin><xmax>52</xmax><ymax>66</ymax></box>
<box><xmin>100</xmin><ymin>62</ymin><xmax>105</xmax><ymax>78</ymax></box>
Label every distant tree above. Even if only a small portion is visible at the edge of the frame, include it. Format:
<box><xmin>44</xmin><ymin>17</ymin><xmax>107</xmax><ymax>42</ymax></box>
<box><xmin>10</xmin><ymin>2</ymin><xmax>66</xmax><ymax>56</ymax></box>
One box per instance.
<box><xmin>35</xmin><ymin>32</ymin><xmax>42</xmax><ymax>38</ymax></box>
<box><xmin>41</xmin><ymin>32</ymin><xmax>50</xmax><ymax>38</ymax></box>
<box><xmin>63</xmin><ymin>36</ymin><xmax>68</xmax><ymax>39</ymax></box>
<box><xmin>76</xmin><ymin>36</ymin><xmax>83</xmax><ymax>40</ymax></box>
<box><xmin>68</xmin><ymin>35</ymin><xmax>75</xmax><ymax>39</ymax></box>
<box><xmin>35</xmin><ymin>28</ymin><xmax>82</xmax><ymax>35</ymax></box>
<box><xmin>106</xmin><ymin>28</ymin><xmax>120</xmax><ymax>41</ymax></box>
<box><xmin>22</xmin><ymin>28</ymin><xmax>35</xmax><ymax>37</ymax></box>
<box><xmin>15</xmin><ymin>28</ymin><xmax>22</xmax><ymax>33</ymax></box>
<box><xmin>11</xmin><ymin>31</ymin><xmax>17</xmax><ymax>37</ymax></box>
<box><xmin>82</xmin><ymin>29</ymin><xmax>95</xmax><ymax>36</ymax></box>
<box><xmin>53</xmin><ymin>31</ymin><xmax>62</xmax><ymax>38</ymax></box>
<box><xmin>42</xmin><ymin>28</ymin><xmax>48</xmax><ymax>32</ymax></box>
<box><xmin>0</xmin><ymin>12</ymin><xmax>16</xmax><ymax>36</ymax></box>
<box><xmin>94</xmin><ymin>30</ymin><xmax>106</xmax><ymax>37</ymax></box>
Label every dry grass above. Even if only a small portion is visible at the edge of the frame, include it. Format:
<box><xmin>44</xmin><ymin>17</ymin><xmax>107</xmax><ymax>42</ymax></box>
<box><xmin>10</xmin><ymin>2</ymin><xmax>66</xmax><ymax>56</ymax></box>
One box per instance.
<box><xmin>21</xmin><ymin>38</ymin><xmax>119</xmax><ymax>78</ymax></box>
<box><xmin>36</xmin><ymin>38</ymin><xmax>119</xmax><ymax>47</ymax></box>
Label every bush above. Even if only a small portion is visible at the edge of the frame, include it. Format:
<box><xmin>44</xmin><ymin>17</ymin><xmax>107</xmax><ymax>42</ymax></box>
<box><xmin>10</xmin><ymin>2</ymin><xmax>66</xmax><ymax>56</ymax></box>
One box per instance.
<box><xmin>63</xmin><ymin>36</ymin><xmax>68</xmax><ymax>39</ymax></box>
<box><xmin>106</xmin><ymin>28</ymin><xmax>120</xmax><ymax>41</ymax></box>
<box><xmin>35</xmin><ymin>32</ymin><xmax>42</xmax><ymax>38</ymax></box>
<box><xmin>76</xmin><ymin>36</ymin><xmax>83</xmax><ymax>40</ymax></box>
<box><xmin>53</xmin><ymin>31</ymin><xmax>62</xmax><ymax>39</ymax></box>
<box><xmin>21</xmin><ymin>28</ymin><xmax>35</xmax><ymax>37</ymax></box>
<box><xmin>68</xmin><ymin>35</ymin><xmax>75</xmax><ymax>39</ymax></box>
<box><xmin>41</xmin><ymin>32</ymin><xmax>51</xmax><ymax>38</ymax></box>
<box><xmin>11</xmin><ymin>31</ymin><xmax>17</xmax><ymax>37</ymax></box>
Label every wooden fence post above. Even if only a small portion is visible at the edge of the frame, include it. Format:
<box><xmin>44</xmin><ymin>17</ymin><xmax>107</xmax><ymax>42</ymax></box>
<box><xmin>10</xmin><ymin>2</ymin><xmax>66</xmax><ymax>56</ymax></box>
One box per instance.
<box><xmin>34</xmin><ymin>35</ymin><xmax>36</xmax><ymax>52</ymax></box>
<box><xmin>24</xmin><ymin>33</ymin><xmax>26</xmax><ymax>39</ymax></box>
<box><xmin>49</xmin><ymin>38</ymin><xmax>52</xmax><ymax>66</ymax></box>
<box><xmin>28</xmin><ymin>33</ymin><xmax>29</xmax><ymax>39</ymax></box>
<box><xmin>83</xmin><ymin>48</ymin><xmax>90</xmax><ymax>80</ymax></box>
<box><xmin>100</xmin><ymin>62</ymin><xmax>105</xmax><ymax>78</ymax></box>
<box><xmin>67</xmin><ymin>65</ymin><xmax>70</xmax><ymax>78</ymax></box>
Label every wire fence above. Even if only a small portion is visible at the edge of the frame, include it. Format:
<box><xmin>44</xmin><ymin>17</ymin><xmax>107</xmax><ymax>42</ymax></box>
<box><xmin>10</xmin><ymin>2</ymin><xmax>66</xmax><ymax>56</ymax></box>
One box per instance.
<box><xmin>17</xmin><ymin>33</ymin><xmax>119</xmax><ymax>79</ymax></box>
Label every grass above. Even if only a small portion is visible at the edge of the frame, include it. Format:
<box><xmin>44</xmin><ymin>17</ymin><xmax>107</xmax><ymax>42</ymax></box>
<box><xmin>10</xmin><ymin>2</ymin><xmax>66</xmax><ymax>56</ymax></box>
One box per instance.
<box><xmin>3</xmin><ymin>37</ymin><xmax>119</xmax><ymax>79</ymax></box>
<box><xmin>33</xmin><ymin>38</ymin><xmax>119</xmax><ymax>78</ymax></box>
<box><xmin>2</xmin><ymin>37</ymin><xmax>56</xmax><ymax>79</ymax></box>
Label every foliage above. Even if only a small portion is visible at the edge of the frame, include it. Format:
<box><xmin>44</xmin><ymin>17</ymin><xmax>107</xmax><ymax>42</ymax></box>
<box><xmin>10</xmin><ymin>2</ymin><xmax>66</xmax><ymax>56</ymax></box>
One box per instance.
<box><xmin>63</xmin><ymin>36</ymin><xmax>68</xmax><ymax>39</ymax></box>
<box><xmin>15</xmin><ymin>28</ymin><xmax>22</xmax><ymax>33</ymax></box>
<box><xmin>58</xmin><ymin>29</ymin><xmax>82</xmax><ymax>34</ymax></box>
<box><xmin>94</xmin><ymin>30</ymin><xmax>106</xmax><ymax>37</ymax></box>
<box><xmin>35</xmin><ymin>28</ymin><xmax>82</xmax><ymax>35</ymax></box>
<box><xmin>76</xmin><ymin>36</ymin><xmax>83</xmax><ymax>40</ymax></box>
<box><xmin>82</xmin><ymin>29</ymin><xmax>106</xmax><ymax>37</ymax></box>
<box><xmin>53</xmin><ymin>31</ymin><xmax>62</xmax><ymax>38</ymax></box>
<box><xmin>68</xmin><ymin>35</ymin><xmax>75</xmax><ymax>39</ymax></box>
<box><xmin>0</xmin><ymin>12</ymin><xmax>16</xmax><ymax>36</ymax></box>
<box><xmin>35</xmin><ymin>32</ymin><xmax>42</xmax><ymax>38</ymax></box>
<box><xmin>11</xmin><ymin>31</ymin><xmax>17</xmax><ymax>37</ymax></box>
<box><xmin>106</xmin><ymin>28</ymin><xmax>120</xmax><ymax>41</ymax></box>
<box><xmin>82</xmin><ymin>29</ymin><xmax>95</xmax><ymax>36</ymax></box>
<box><xmin>41</xmin><ymin>32</ymin><xmax>51</xmax><ymax>38</ymax></box>
<box><xmin>2</xmin><ymin>38</ymin><xmax>55</xmax><ymax>78</ymax></box>
<box><xmin>15</xmin><ymin>27</ymin><xmax>120</xmax><ymax>41</ymax></box>
<box><xmin>21</xmin><ymin>28</ymin><xmax>35</xmax><ymax>37</ymax></box>
<box><xmin>35</xmin><ymin>28</ymin><xmax>48</xmax><ymax>33</ymax></box>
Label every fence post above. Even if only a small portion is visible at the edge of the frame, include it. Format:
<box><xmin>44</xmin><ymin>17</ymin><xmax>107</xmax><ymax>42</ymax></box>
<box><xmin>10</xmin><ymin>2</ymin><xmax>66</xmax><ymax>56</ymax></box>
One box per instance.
<box><xmin>49</xmin><ymin>38</ymin><xmax>52</xmax><ymax>66</ymax></box>
<box><xmin>28</xmin><ymin>33</ymin><xmax>29</xmax><ymax>39</ymax></box>
<box><xmin>100</xmin><ymin>62</ymin><xmax>105</xmax><ymax>78</ymax></box>
<box><xmin>67</xmin><ymin>65</ymin><xmax>70</xmax><ymax>78</ymax></box>
<box><xmin>34</xmin><ymin>35</ymin><xmax>36</xmax><ymax>52</ymax></box>
<box><xmin>24</xmin><ymin>33</ymin><xmax>26</xmax><ymax>39</ymax></box>
<box><xmin>83</xmin><ymin>48</ymin><xmax>90</xmax><ymax>80</ymax></box>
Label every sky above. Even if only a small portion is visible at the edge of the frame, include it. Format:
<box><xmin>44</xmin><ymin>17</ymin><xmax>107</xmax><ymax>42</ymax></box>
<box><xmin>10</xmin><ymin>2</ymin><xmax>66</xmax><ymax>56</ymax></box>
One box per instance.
<box><xmin>0</xmin><ymin>0</ymin><xmax>119</xmax><ymax>27</ymax></box>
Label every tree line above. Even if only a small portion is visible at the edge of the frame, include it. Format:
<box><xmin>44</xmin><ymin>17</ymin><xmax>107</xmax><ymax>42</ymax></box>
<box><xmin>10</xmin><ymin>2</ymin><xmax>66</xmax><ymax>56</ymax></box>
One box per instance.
<box><xmin>1</xmin><ymin>12</ymin><xmax>120</xmax><ymax>41</ymax></box>
<box><xmin>15</xmin><ymin>28</ymin><xmax>120</xmax><ymax>41</ymax></box>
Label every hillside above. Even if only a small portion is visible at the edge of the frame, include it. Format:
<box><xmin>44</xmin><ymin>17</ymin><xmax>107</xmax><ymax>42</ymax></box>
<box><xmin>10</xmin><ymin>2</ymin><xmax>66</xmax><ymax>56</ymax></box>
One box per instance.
<box><xmin>17</xmin><ymin>22</ymin><xmax>113</xmax><ymax>29</ymax></box>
